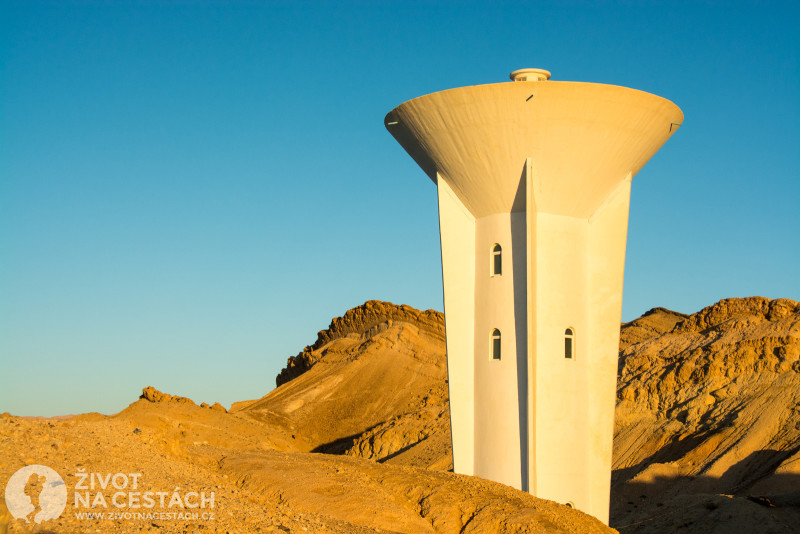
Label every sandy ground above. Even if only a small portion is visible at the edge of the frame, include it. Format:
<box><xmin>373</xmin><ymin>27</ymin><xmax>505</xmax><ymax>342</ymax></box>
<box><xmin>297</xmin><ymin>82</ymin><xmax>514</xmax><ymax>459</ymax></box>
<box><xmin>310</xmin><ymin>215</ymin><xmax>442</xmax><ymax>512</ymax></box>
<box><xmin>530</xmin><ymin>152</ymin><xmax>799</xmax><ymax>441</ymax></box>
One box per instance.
<box><xmin>1</xmin><ymin>402</ymin><xmax>610</xmax><ymax>533</ymax></box>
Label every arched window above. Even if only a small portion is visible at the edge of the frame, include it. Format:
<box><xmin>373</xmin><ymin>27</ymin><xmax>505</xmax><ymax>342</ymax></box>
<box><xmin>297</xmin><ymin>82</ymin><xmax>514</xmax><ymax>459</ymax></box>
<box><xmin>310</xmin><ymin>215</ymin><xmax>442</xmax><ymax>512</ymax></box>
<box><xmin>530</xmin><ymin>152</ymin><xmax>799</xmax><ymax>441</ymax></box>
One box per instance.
<box><xmin>491</xmin><ymin>244</ymin><xmax>502</xmax><ymax>276</ymax></box>
<box><xmin>491</xmin><ymin>329</ymin><xmax>501</xmax><ymax>360</ymax></box>
<box><xmin>564</xmin><ymin>328</ymin><xmax>575</xmax><ymax>359</ymax></box>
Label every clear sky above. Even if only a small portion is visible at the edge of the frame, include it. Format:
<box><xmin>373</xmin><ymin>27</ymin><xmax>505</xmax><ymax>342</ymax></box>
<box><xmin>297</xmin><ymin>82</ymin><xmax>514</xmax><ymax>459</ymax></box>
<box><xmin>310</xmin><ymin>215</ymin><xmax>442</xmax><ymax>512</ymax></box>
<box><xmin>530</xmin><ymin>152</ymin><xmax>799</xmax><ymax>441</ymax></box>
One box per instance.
<box><xmin>1</xmin><ymin>1</ymin><xmax>798</xmax><ymax>416</ymax></box>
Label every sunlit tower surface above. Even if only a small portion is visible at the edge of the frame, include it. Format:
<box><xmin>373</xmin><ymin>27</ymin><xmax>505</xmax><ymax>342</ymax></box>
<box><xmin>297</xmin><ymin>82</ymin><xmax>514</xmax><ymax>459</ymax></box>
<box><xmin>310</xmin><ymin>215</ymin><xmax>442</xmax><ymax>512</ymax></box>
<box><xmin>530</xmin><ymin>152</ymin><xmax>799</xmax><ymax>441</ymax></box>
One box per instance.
<box><xmin>385</xmin><ymin>69</ymin><xmax>682</xmax><ymax>523</ymax></box>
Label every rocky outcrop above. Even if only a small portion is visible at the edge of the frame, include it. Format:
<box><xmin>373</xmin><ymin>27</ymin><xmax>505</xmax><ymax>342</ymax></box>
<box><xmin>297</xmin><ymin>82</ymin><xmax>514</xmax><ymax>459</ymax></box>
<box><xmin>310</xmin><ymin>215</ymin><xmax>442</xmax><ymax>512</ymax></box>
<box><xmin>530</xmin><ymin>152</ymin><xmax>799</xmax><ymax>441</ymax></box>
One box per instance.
<box><xmin>276</xmin><ymin>300</ymin><xmax>444</xmax><ymax>386</ymax></box>
<box><xmin>140</xmin><ymin>386</ymin><xmax>196</xmax><ymax>405</ymax></box>
<box><xmin>618</xmin><ymin>306</ymin><xmax>687</xmax><ymax>349</ymax></box>
<box><xmin>200</xmin><ymin>401</ymin><xmax>228</xmax><ymax>413</ymax></box>
<box><xmin>616</xmin><ymin>297</ymin><xmax>800</xmax><ymax>412</ymax></box>
<box><xmin>313</xmin><ymin>300</ymin><xmax>444</xmax><ymax>346</ymax></box>
<box><xmin>612</xmin><ymin>297</ymin><xmax>800</xmax><ymax>531</ymax></box>
<box><xmin>140</xmin><ymin>386</ymin><xmax>227</xmax><ymax>412</ymax></box>
<box><xmin>670</xmin><ymin>297</ymin><xmax>798</xmax><ymax>334</ymax></box>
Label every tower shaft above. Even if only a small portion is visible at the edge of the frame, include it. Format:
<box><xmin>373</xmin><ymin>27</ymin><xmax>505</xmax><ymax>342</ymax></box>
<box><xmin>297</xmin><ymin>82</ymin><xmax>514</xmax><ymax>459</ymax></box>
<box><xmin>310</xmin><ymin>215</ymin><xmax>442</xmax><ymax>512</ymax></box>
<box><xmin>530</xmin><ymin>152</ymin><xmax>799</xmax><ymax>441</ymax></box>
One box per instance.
<box><xmin>387</xmin><ymin>71</ymin><xmax>682</xmax><ymax>524</ymax></box>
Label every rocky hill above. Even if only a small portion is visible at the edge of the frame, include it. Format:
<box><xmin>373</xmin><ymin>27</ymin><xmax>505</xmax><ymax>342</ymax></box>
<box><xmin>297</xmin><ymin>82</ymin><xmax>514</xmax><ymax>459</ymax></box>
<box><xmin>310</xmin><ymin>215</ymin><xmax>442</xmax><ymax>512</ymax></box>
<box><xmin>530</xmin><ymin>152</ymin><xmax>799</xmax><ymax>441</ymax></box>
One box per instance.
<box><xmin>261</xmin><ymin>296</ymin><xmax>800</xmax><ymax>533</ymax></box>
<box><xmin>243</xmin><ymin>300</ymin><xmax>452</xmax><ymax>469</ymax></box>
<box><xmin>612</xmin><ymin>297</ymin><xmax>800</xmax><ymax>532</ymax></box>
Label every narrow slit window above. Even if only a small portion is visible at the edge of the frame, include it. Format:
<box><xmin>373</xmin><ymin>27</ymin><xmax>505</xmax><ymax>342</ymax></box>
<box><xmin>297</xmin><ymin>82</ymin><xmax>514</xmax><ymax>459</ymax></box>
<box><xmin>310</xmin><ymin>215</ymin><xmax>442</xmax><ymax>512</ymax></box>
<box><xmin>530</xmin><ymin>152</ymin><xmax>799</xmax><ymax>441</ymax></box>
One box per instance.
<box><xmin>565</xmin><ymin>328</ymin><xmax>574</xmax><ymax>359</ymax></box>
<box><xmin>491</xmin><ymin>244</ymin><xmax>502</xmax><ymax>276</ymax></box>
<box><xmin>491</xmin><ymin>329</ymin><xmax>501</xmax><ymax>360</ymax></box>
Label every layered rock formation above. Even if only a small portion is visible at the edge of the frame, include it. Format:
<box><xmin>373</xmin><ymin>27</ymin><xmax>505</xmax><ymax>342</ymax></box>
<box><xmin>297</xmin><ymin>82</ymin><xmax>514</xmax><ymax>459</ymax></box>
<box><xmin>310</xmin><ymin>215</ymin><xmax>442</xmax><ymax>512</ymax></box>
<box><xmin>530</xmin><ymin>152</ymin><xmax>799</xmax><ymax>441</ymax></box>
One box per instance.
<box><xmin>276</xmin><ymin>300</ymin><xmax>444</xmax><ymax>386</ymax></box>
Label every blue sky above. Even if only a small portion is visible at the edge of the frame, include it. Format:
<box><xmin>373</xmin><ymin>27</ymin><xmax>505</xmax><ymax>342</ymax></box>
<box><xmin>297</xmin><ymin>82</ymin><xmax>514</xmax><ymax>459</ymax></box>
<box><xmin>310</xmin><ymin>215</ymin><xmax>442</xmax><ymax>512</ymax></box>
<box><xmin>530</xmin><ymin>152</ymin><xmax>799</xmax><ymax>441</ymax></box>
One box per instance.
<box><xmin>1</xmin><ymin>1</ymin><xmax>798</xmax><ymax>416</ymax></box>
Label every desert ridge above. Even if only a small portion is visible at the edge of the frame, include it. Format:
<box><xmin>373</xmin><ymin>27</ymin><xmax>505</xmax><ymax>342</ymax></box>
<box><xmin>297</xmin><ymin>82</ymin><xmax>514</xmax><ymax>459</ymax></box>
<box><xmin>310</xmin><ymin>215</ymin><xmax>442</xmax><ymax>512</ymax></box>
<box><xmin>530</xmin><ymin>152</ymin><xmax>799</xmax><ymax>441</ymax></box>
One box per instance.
<box><xmin>2</xmin><ymin>296</ymin><xmax>798</xmax><ymax>533</ymax></box>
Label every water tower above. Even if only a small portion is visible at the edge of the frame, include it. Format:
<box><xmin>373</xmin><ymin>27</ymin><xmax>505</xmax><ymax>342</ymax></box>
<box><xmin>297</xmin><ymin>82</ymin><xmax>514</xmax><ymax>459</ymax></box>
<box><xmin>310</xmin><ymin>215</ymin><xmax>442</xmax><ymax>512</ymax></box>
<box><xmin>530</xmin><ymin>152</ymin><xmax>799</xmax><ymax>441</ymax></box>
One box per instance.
<box><xmin>385</xmin><ymin>68</ymin><xmax>682</xmax><ymax>523</ymax></box>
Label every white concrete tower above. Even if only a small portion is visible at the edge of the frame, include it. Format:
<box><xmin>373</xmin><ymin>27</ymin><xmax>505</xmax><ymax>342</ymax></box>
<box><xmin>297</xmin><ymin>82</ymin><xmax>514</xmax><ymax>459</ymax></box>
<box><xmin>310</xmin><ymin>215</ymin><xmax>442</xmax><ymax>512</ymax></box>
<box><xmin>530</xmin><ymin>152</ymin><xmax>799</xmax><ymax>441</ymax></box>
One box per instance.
<box><xmin>385</xmin><ymin>69</ymin><xmax>682</xmax><ymax>523</ymax></box>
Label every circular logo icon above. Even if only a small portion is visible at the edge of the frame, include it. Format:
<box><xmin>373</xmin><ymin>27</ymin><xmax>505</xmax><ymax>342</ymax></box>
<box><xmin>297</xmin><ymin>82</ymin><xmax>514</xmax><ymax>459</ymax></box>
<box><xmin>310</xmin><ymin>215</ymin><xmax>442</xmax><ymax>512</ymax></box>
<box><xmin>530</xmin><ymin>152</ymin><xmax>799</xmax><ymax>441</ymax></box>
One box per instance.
<box><xmin>4</xmin><ymin>464</ymin><xmax>67</xmax><ymax>524</ymax></box>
